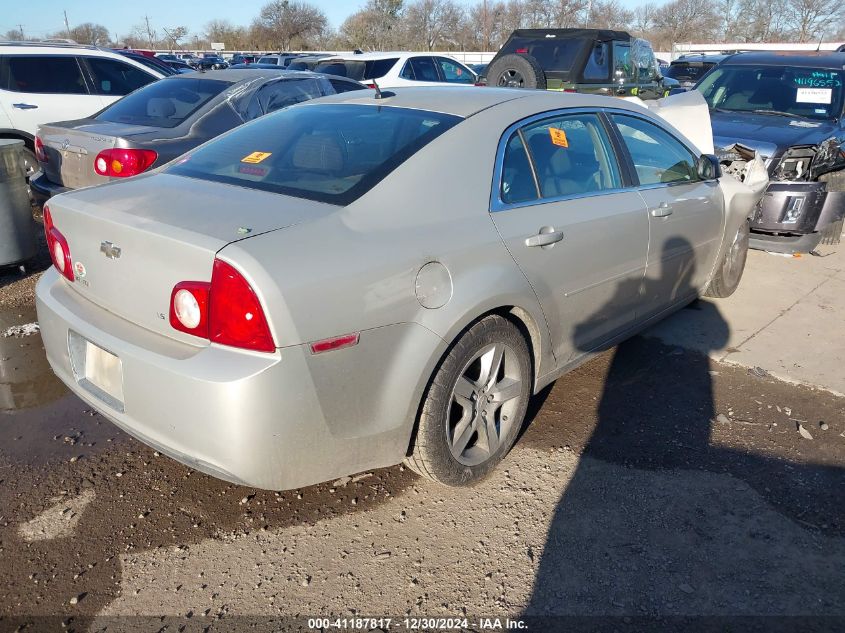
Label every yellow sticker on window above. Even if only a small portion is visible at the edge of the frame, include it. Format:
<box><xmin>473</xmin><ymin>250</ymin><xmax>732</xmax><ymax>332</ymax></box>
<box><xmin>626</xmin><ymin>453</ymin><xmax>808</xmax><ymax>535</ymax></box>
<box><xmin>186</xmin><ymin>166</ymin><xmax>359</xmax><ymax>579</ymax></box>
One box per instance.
<box><xmin>549</xmin><ymin>128</ymin><xmax>569</xmax><ymax>148</ymax></box>
<box><xmin>241</xmin><ymin>151</ymin><xmax>272</xmax><ymax>164</ymax></box>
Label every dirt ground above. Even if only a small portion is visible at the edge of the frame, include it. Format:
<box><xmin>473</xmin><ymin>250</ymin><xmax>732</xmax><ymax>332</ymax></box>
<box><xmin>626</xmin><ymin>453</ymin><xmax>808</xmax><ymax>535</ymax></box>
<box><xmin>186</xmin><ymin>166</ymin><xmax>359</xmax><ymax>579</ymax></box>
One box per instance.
<box><xmin>1</xmin><ymin>254</ymin><xmax>844</xmax><ymax>632</ymax></box>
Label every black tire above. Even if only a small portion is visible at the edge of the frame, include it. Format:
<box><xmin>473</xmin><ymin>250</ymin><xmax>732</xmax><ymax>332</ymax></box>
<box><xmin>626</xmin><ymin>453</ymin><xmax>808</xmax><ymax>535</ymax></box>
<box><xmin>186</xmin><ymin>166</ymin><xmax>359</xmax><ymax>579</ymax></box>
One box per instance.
<box><xmin>486</xmin><ymin>54</ymin><xmax>546</xmax><ymax>90</ymax></box>
<box><xmin>405</xmin><ymin>315</ymin><xmax>532</xmax><ymax>486</ymax></box>
<box><xmin>819</xmin><ymin>218</ymin><xmax>843</xmax><ymax>246</ymax></box>
<box><xmin>705</xmin><ymin>220</ymin><xmax>749</xmax><ymax>298</ymax></box>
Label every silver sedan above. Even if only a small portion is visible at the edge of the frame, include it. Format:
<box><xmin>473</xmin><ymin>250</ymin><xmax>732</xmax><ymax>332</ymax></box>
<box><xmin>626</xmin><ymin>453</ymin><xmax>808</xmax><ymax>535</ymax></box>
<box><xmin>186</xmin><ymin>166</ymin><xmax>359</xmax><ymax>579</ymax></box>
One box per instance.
<box><xmin>36</xmin><ymin>87</ymin><xmax>758</xmax><ymax>490</ymax></box>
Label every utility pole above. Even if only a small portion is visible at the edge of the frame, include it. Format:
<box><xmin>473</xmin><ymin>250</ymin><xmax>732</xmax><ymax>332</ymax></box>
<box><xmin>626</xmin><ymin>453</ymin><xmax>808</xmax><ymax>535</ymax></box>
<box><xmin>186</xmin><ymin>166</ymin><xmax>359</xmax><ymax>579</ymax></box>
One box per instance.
<box><xmin>144</xmin><ymin>15</ymin><xmax>155</xmax><ymax>48</ymax></box>
<box><xmin>63</xmin><ymin>10</ymin><xmax>71</xmax><ymax>39</ymax></box>
<box><xmin>16</xmin><ymin>24</ymin><xmax>24</xmax><ymax>40</ymax></box>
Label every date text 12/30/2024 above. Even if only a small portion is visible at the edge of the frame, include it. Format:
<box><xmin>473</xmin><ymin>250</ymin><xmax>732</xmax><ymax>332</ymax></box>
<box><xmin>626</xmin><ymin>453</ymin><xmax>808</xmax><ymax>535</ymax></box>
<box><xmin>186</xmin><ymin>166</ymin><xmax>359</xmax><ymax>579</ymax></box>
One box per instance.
<box><xmin>307</xmin><ymin>618</ymin><xmax>528</xmax><ymax>630</ymax></box>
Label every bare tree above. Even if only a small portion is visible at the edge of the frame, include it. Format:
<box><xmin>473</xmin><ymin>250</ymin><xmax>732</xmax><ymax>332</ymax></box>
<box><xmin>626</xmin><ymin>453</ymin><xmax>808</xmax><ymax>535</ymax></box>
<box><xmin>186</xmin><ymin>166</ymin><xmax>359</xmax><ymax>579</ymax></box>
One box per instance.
<box><xmin>255</xmin><ymin>0</ymin><xmax>328</xmax><ymax>50</ymax></box>
<box><xmin>403</xmin><ymin>0</ymin><xmax>467</xmax><ymax>50</ymax></box>
<box><xmin>4</xmin><ymin>29</ymin><xmax>24</xmax><ymax>41</ymax></box>
<box><xmin>205</xmin><ymin>20</ymin><xmax>248</xmax><ymax>49</ymax></box>
<box><xmin>785</xmin><ymin>0</ymin><xmax>843</xmax><ymax>42</ymax></box>
<box><xmin>585</xmin><ymin>0</ymin><xmax>634</xmax><ymax>29</ymax></box>
<box><xmin>338</xmin><ymin>0</ymin><xmax>404</xmax><ymax>50</ymax></box>
<box><xmin>632</xmin><ymin>2</ymin><xmax>659</xmax><ymax>34</ymax></box>
<box><xmin>652</xmin><ymin>0</ymin><xmax>721</xmax><ymax>47</ymax></box>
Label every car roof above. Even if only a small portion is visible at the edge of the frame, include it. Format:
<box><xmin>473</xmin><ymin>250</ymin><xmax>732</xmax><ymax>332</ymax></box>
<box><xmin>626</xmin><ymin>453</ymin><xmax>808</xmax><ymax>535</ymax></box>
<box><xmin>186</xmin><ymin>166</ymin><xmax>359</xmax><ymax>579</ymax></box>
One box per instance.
<box><xmin>300</xmin><ymin>85</ymin><xmax>635</xmax><ymax>118</ymax></box>
<box><xmin>165</xmin><ymin>68</ymin><xmax>327</xmax><ymax>84</ymax></box>
<box><xmin>507</xmin><ymin>28</ymin><xmax>632</xmax><ymax>41</ymax></box>
<box><xmin>323</xmin><ymin>52</ymin><xmax>434</xmax><ymax>61</ymax></box>
<box><xmin>721</xmin><ymin>51</ymin><xmax>845</xmax><ymax>68</ymax></box>
<box><xmin>672</xmin><ymin>54</ymin><xmax>728</xmax><ymax>63</ymax></box>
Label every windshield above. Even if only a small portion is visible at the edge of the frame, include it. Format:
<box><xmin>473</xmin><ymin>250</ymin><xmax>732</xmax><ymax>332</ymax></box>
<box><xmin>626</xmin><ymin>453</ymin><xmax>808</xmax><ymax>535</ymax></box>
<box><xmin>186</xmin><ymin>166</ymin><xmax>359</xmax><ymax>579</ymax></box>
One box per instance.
<box><xmin>167</xmin><ymin>104</ymin><xmax>461</xmax><ymax>205</ymax></box>
<box><xmin>96</xmin><ymin>77</ymin><xmax>229</xmax><ymax>128</ymax></box>
<box><xmin>697</xmin><ymin>64</ymin><xmax>844</xmax><ymax>120</ymax></box>
<box><xmin>664</xmin><ymin>62</ymin><xmax>714</xmax><ymax>81</ymax></box>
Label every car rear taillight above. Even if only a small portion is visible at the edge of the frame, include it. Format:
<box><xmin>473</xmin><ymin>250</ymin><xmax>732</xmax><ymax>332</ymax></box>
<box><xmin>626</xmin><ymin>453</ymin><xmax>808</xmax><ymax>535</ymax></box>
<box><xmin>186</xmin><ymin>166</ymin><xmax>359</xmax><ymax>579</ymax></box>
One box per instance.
<box><xmin>43</xmin><ymin>205</ymin><xmax>74</xmax><ymax>282</ymax></box>
<box><xmin>515</xmin><ymin>48</ymin><xmax>528</xmax><ymax>54</ymax></box>
<box><xmin>34</xmin><ymin>136</ymin><xmax>48</xmax><ymax>163</ymax></box>
<box><xmin>169</xmin><ymin>259</ymin><xmax>275</xmax><ymax>353</ymax></box>
<box><xmin>93</xmin><ymin>148</ymin><xmax>158</xmax><ymax>178</ymax></box>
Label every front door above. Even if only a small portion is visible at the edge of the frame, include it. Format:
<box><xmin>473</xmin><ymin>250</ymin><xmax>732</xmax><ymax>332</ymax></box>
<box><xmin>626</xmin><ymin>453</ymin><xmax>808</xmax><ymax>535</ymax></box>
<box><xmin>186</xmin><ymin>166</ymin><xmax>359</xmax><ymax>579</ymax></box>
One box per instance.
<box><xmin>490</xmin><ymin>111</ymin><xmax>649</xmax><ymax>362</ymax></box>
<box><xmin>610</xmin><ymin>113</ymin><xmax>724</xmax><ymax>315</ymax></box>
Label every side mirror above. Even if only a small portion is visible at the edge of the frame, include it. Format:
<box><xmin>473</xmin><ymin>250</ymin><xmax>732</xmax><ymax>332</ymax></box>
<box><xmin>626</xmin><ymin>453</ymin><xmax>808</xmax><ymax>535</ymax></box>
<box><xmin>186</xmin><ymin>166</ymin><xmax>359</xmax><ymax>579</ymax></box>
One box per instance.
<box><xmin>698</xmin><ymin>154</ymin><xmax>721</xmax><ymax>180</ymax></box>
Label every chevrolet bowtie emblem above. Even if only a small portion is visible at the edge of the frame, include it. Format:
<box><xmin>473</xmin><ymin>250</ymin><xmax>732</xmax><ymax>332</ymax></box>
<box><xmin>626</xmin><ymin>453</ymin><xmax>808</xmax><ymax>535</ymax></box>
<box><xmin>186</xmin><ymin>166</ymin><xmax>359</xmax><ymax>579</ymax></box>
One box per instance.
<box><xmin>100</xmin><ymin>241</ymin><xmax>121</xmax><ymax>259</ymax></box>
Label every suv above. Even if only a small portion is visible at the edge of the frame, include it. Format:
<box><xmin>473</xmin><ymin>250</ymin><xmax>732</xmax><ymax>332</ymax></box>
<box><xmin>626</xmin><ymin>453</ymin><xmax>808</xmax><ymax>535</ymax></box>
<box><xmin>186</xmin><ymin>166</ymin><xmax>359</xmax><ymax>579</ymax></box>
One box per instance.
<box><xmin>481</xmin><ymin>29</ymin><xmax>672</xmax><ymax>99</ymax></box>
<box><xmin>0</xmin><ymin>41</ymin><xmax>165</xmax><ymax>179</ymax></box>
<box><xmin>700</xmin><ymin>51</ymin><xmax>845</xmax><ymax>251</ymax></box>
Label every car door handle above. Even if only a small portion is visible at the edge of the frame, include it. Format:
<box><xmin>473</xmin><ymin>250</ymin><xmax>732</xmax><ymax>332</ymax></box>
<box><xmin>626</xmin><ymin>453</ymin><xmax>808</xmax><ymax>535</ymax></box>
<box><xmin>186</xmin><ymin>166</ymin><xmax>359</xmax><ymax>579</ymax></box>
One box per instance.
<box><xmin>12</xmin><ymin>103</ymin><xmax>38</xmax><ymax>110</ymax></box>
<box><xmin>525</xmin><ymin>227</ymin><xmax>564</xmax><ymax>248</ymax></box>
<box><xmin>650</xmin><ymin>202</ymin><xmax>673</xmax><ymax>218</ymax></box>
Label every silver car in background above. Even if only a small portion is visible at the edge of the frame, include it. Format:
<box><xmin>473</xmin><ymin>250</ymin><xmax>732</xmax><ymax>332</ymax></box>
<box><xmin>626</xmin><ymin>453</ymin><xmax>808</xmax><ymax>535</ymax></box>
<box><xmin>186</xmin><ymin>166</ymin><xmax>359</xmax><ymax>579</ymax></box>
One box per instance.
<box><xmin>36</xmin><ymin>88</ymin><xmax>759</xmax><ymax>490</ymax></box>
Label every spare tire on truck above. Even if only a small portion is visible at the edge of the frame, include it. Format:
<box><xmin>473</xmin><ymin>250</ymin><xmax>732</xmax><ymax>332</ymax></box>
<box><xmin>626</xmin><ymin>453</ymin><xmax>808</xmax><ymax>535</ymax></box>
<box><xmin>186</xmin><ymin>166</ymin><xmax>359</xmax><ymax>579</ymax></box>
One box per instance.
<box><xmin>486</xmin><ymin>54</ymin><xmax>547</xmax><ymax>90</ymax></box>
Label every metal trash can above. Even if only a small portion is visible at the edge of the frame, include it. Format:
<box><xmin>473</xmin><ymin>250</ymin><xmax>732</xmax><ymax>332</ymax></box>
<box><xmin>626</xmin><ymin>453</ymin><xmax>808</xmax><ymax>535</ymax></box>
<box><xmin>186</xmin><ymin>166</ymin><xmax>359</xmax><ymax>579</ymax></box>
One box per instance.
<box><xmin>0</xmin><ymin>139</ymin><xmax>36</xmax><ymax>266</ymax></box>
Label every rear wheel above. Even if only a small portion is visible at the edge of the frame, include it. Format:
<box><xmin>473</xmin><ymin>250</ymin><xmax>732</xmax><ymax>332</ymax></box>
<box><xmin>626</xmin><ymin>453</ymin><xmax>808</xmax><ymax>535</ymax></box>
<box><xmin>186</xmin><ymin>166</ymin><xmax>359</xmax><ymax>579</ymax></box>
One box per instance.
<box><xmin>705</xmin><ymin>220</ymin><xmax>749</xmax><ymax>298</ymax></box>
<box><xmin>486</xmin><ymin>54</ymin><xmax>546</xmax><ymax>90</ymax></box>
<box><xmin>406</xmin><ymin>315</ymin><xmax>531</xmax><ymax>486</ymax></box>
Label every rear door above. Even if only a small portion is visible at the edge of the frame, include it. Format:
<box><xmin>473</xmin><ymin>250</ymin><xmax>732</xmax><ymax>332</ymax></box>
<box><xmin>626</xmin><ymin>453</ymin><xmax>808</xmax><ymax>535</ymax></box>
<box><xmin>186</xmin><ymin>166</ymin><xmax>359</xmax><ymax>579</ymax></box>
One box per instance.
<box><xmin>609</xmin><ymin>113</ymin><xmax>724</xmax><ymax>314</ymax></box>
<box><xmin>0</xmin><ymin>55</ymin><xmax>100</xmax><ymax>138</ymax></box>
<box><xmin>490</xmin><ymin>111</ymin><xmax>649</xmax><ymax>362</ymax></box>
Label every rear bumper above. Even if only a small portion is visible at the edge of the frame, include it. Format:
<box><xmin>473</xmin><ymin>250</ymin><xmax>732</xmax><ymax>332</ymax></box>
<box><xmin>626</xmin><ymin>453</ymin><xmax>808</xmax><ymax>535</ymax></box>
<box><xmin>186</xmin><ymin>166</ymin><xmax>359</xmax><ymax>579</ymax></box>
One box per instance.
<box><xmin>36</xmin><ymin>268</ymin><xmax>442</xmax><ymax>490</ymax></box>
<box><xmin>30</xmin><ymin>171</ymin><xmax>70</xmax><ymax>213</ymax></box>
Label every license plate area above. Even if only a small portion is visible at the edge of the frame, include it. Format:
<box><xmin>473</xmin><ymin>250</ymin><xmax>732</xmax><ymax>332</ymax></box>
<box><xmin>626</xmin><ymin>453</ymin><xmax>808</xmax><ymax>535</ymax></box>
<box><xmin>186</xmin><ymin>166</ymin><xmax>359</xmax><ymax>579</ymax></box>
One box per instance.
<box><xmin>68</xmin><ymin>331</ymin><xmax>125</xmax><ymax>412</ymax></box>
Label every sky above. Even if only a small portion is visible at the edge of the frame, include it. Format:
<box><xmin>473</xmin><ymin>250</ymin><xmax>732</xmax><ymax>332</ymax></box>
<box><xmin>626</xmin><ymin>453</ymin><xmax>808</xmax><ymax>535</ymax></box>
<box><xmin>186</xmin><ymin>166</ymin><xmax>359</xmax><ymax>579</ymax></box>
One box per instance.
<box><xmin>4</xmin><ymin>0</ymin><xmax>652</xmax><ymax>41</ymax></box>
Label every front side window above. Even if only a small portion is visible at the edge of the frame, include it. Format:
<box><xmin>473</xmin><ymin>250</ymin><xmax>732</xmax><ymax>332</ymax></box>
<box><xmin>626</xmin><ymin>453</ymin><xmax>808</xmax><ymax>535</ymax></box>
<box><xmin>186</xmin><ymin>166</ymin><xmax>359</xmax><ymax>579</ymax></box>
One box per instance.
<box><xmin>632</xmin><ymin>40</ymin><xmax>656</xmax><ymax>81</ymax></box>
<box><xmin>436</xmin><ymin>57</ymin><xmax>474</xmax><ymax>84</ymax></box>
<box><xmin>613</xmin><ymin>42</ymin><xmax>633</xmax><ymax>82</ymax></box>
<box><xmin>167</xmin><ymin>104</ymin><xmax>461</xmax><ymax>205</ymax></box>
<box><xmin>612</xmin><ymin>114</ymin><xmax>698</xmax><ymax>185</ymax></box>
<box><xmin>1</xmin><ymin>56</ymin><xmax>87</xmax><ymax>94</ymax></box>
<box><xmin>86</xmin><ymin>58</ymin><xmax>156</xmax><ymax>96</ymax></box>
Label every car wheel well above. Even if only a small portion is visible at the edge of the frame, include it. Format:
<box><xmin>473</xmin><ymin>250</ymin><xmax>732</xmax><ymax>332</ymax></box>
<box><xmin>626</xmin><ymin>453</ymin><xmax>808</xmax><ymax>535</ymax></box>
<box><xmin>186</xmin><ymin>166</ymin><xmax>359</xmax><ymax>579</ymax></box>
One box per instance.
<box><xmin>405</xmin><ymin>305</ymin><xmax>540</xmax><ymax>458</ymax></box>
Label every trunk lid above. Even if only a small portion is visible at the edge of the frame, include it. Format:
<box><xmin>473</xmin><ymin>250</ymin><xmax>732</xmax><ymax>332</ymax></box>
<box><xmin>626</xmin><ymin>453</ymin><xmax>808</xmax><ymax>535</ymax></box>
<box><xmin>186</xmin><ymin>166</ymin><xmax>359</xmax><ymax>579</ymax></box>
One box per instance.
<box><xmin>46</xmin><ymin>172</ymin><xmax>336</xmax><ymax>345</ymax></box>
<box><xmin>38</xmin><ymin>120</ymin><xmax>155</xmax><ymax>189</ymax></box>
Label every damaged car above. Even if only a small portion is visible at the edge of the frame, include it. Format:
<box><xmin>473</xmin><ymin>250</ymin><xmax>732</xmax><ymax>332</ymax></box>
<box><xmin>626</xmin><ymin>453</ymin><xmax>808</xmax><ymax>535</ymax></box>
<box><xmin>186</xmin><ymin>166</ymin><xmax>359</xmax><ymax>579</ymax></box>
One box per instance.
<box><xmin>696</xmin><ymin>52</ymin><xmax>845</xmax><ymax>252</ymax></box>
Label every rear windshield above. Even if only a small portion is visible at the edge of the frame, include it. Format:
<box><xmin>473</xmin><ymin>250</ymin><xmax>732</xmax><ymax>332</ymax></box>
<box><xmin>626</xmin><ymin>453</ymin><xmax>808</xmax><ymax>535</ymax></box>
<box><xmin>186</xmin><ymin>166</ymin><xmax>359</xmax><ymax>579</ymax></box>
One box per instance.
<box><xmin>664</xmin><ymin>62</ymin><xmax>715</xmax><ymax>81</ymax></box>
<box><xmin>499</xmin><ymin>37</ymin><xmax>585</xmax><ymax>72</ymax></box>
<box><xmin>315</xmin><ymin>58</ymin><xmax>399</xmax><ymax>81</ymax></box>
<box><xmin>96</xmin><ymin>77</ymin><xmax>229</xmax><ymax>128</ymax></box>
<box><xmin>167</xmin><ymin>104</ymin><xmax>461</xmax><ymax>205</ymax></box>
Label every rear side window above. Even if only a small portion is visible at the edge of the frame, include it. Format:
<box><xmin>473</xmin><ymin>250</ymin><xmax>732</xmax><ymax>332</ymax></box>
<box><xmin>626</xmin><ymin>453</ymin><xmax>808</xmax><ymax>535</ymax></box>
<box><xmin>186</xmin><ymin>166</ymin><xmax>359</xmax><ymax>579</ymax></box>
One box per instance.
<box><xmin>240</xmin><ymin>77</ymin><xmax>327</xmax><ymax>120</ymax></box>
<box><xmin>0</xmin><ymin>56</ymin><xmax>87</xmax><ymax>94</ymax></box>
<box><xmin>406</xmin><ymin>57</ymin><xmax>440</xmax><ymax>82</ymax></box>
<box><xmin>501</xmin><ymin>133</ymin><xmax>538</xmax><ymax>204</ymax></box>
<box><xmin>167</xmin><ymin>104</ymin><xmax>461</xmax><ymax>205</ymax></box>
<box><xmin>612</xmin><ymin>114</ymin><xmax>698</xmax><ymax>185</ymax></box>
<box><xmin>522</xmin><ymin>113</ymin><xmax>621</xmax><ymax>198</ymax></box>
<box><xmin>364</xmin><ymin>58</ymin><xmax>399</xmax><ymax>79</ymax></box>
<box><xmin>583</xmin><ymin>43</ymin><xmax>609</xmax><ymax>80</ymax></box>
<box><xmin>86</xmin><ymin>58</ymin><xmax>156</xmax><ymax>96</ymax></box>
<box><xmin>613</xmin><ymin>42</ymin><xmax>633</xmax><ymax>81</ymax></box>
<box><xmin>501</xmin><ymin>38</ymin><xmax>584</xmax><ymax>72</ymax></box>
<box><xmin>96</xmin><ymin>77</ymin><xmax>229</xmax><ymax>128</ymax></box>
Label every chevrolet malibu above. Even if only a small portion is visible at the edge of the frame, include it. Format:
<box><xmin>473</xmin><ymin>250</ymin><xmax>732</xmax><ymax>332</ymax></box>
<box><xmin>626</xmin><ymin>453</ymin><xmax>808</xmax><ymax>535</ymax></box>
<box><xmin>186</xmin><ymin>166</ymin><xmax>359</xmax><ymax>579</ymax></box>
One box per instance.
<box><xmin>36</xmin><ymin>88</ymin><xmax>758</xmax><ymax>490</ymax></box>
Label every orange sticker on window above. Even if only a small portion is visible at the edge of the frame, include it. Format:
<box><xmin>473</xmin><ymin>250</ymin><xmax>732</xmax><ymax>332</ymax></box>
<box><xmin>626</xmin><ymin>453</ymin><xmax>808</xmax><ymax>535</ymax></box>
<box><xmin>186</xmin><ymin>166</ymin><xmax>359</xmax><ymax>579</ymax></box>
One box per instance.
<box><xmin>241</xmin><ymin>151</ymin><xmax>272</xmax><ymax>164</ymax></box>
<box><xmin>549</xmin><ymin>128</ymin><xmax>568</xmax><ymax>147</ymax></box>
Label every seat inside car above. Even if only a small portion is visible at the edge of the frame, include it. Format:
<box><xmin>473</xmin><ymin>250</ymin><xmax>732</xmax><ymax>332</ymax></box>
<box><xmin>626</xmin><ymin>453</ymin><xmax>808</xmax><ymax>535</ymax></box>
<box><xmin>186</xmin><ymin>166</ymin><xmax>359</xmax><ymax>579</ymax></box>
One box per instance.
<box><xmin>291</xmin><ymin>131</ymin><xmax>346</xmax><ymax>175</ymax></box>
<box><xmin>147</xmin><ymin>97</ymin><xmax>177</xmax><ymax>119</ymax></box>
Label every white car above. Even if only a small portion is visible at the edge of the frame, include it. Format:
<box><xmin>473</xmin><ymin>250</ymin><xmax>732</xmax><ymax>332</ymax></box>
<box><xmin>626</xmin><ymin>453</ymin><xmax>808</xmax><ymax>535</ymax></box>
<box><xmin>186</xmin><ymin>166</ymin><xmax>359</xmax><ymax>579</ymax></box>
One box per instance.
<box><xmin>0</xmin><ymin>42</ymin><xmax>165</xmax><ymax>177</ymax></box>
<box><xmin>314</xmin><ymin>52</ymin><xmax>477</xmax><ymax>89</ymax></box>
